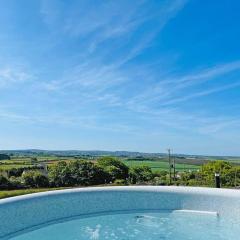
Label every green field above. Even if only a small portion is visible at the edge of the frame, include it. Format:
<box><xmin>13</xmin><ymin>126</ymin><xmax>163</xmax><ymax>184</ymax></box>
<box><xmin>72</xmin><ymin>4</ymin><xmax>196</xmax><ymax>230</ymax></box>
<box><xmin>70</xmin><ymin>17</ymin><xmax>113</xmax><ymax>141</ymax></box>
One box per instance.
<box><xmin>0</xmin><ymin>156</ymin><xmax>79</xmax><ymax>171</ymax></box>
<box><xmin>0</xmin><ymin>158</ymin><xmax>200</xmax><ymax>172</ymax></box>
<box><xmin>4</xmin><ymin>155</ymin><xmax>240</xmax><ymax>173</ymax></box>
<box><xmin>0</xmin><ymin>154</ymin><xmax>203</xmax><ymax>172</ymax></box>
<box><xmin>123</xmin><ymin>160</ymin><xmax>200</xmax><ymax>172</ymax></box>
<box><xmin>0</xmin><ymin>165</ymin><xmax>33</xmax><ymax>170</ymax></box>
<box><xmin>0</xmin><ymin>188</ymin><xmax>68</xmax><ymax>199</ymax></box>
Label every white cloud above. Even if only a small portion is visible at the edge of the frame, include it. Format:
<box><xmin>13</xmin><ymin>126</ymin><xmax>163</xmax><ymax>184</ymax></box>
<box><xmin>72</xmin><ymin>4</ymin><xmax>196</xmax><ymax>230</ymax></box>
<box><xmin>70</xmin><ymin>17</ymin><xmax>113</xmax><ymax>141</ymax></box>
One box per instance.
<box><xmin>160</xmin><ymin>81</ymin><xmax>240</xmax><ymax>106</ymax></box>
<box><xmin>40</xmin><ymin>0</ymin><xmax>188</xmax><ymax>55</ymax></box>
<box><xmin>0</xmin><ymin>66</ymin><xmax>32</xmax><ymax>88</ymax></box>
<box><xmin>39</xmin><ymin>0</ymin><xmax>188</xmax><ymax>106</ymax></box>
<box><xmin>127</xmin><ymin>60</ymin><xmax>240</xmax><ymax>108</ymax></box>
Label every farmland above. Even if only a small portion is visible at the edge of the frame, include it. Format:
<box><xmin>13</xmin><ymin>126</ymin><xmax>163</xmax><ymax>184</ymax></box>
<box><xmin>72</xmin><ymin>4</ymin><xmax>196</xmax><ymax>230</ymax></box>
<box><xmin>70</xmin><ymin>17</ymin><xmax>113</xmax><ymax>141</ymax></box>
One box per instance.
<box><xmin>123</xmin><ymin>160</ymin><xmax>200</xmax><ymax>172</ymax></box>
<box><xmin>0</xmin><ymin>155</ymin><xmax>202</xmax><ymax>173</ymax></box>
<box><xmin>1</xmin><ymin>151</ymin><xmax>240</xmax><ymax>173</ymax></box>
<box><xmin>1</xmin><ymin>151</ymin><xmax>240</xmax><ymax>199</ymax></box>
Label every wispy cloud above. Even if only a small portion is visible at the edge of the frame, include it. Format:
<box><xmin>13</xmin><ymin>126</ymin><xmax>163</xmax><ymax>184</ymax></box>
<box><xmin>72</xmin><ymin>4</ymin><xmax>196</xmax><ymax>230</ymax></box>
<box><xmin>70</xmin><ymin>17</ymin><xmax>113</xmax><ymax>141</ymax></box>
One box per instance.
<box><xmin>0</xmin><ymin>106</ymin><xmax>140</xmax><ymax>135</ymax></box>
<box><xmin>0</xmin><ymin>66</ymin><xmax>32</xmax><ymax>88</ymax></box>
<box><xmin>39</xmin><ymin>0</ymin><xmax>188</xmax><ymax>100</ymax></box>
<box><xmin>2</xmin><ymin>0</ymin><xmax>240</xmax><ymax>153</ymax></box>
<box><xmin>40</xmin><ymin>0</ymin><xmax>188</xmax><ymax>56</ymax></box>
<box><xmin>159</xmin><ymin>81</ymin><xmax>240</xmax><ymax>106</ymax></box>
<box><xmin>165</xmin><ymin>60</ymin><xmax>240</xmax><ymax>85</ymax></box>
<box><xmin>127</xmin><ymin>60</ymin><xmax>240</xmax><ymax>109</ymax></box>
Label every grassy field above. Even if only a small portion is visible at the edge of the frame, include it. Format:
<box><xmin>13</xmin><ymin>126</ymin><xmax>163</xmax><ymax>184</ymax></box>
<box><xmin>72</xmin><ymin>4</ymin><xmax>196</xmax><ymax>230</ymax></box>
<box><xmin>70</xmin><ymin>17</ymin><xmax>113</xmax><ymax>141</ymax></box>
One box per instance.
<box><xmin>3</xmin><ymin>155</ymin><xmax>240</xmax><ymax>173</ymax></box>
<box><xmin>0</xmin><ymin>188</ymin><xmax>68</xmax><ymax>199</ymax></box>
<box><xmin>0</xmin><ymin>156</ymin><xmax>77</xmax><ymax>171</ymax></box>
<box><xmin>0</xmin><ymin>164</ymin><xmax>33</xmax><ymax>170</ymax></box>
<box><xmin>0</xmin><ymin>155</ymin><xmax>202</xmax><ymax>172</ymax></box>
<box><xmin>123</xmin><ymin>160</ymin><xmax>200</xmax><ymax>172</ymax></box>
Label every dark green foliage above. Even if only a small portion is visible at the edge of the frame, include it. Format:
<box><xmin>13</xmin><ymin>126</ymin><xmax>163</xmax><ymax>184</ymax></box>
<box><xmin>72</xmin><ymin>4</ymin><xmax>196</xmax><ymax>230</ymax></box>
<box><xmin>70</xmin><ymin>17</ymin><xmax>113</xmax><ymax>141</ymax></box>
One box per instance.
<box><xmin>48</xmin><ymin>160</ymin><xmax>111</xmax><ymax>187</ymax></box>
<box><xmin>8</xmin><ymin>176</ymin><xmax>23</xmax><ymax>189</ymax></box>
<box><xmin>68</xmin><ymin>160</ymin><xmax>110</xmax><ymax>186</ymax></box>
<box><xmin>114</xmin><ymin>179</ymin><xmax>127</xmax><ymax>185</ymax></box>
<box><xmin>0</xmin><ymin>175</ymin><xmax>10</xmax><ymax>189</ymax></box>
<box><xmin>97</xmin><ymin>157</ymin><xmax>129</xmax><ymax>181</ymax></box>
<box><xmin>129</xmin><ymin>166</ymin><xmax>153</xmax><ymax>184</ymax></box>
<box><xmin>22</xmin><ymin>171</ymin><xmax>49</xmax><ymax>188</ymax></box>
<box><xmin>1</xmin><ymin>159</ymin><xmax>240</xmax><ymax>191</ymax></box>
<box><xmin>30</xmin><ymin>157</ymin><xmax>38</xmax><ymax>163</ymax></box>
<box><xmin>8</xmin><ymin>166</ymin><xmax>44</xmax><ymax>177</ymax></box>
<box><xmin>0</xmin><ymin>154</ymin><xmax>10</xmax><ymax>160</ymax></box>
<box><xmin>48</xmin><ymin>161</ymin><xmax>71</xmax><ymax>187</ymax></box>
<box><xmin>34</xmin><ymin>172</ymin><xmax>49</xmax><ymax>188</ymax></box>
<box><xmin>173</xmin><ymin>161</ymin><xmax>240</xmax><ymax>187</ymax></box>
<box><xmin>22</xmin><ymin>171</ymin><xmax>35</xmax><ymax>187</ymax></box>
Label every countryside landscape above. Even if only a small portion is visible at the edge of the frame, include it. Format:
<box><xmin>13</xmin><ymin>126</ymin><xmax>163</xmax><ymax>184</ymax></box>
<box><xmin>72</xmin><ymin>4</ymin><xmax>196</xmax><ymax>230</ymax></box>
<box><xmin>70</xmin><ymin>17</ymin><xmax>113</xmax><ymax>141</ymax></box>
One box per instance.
<box><xmin>1</xmin><ymin>1</ymin><xmax>240</xmax><ymax>239</ymax></box>
<box><xmin>1</xmin><ymin>149</ymin><xmax>240</xmax><ymax>199</ymax></box>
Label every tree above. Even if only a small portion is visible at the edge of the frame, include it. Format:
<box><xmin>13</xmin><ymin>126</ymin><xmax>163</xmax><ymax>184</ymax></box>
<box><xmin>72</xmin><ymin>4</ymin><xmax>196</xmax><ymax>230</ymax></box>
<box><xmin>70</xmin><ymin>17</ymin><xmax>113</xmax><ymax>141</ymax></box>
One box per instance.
<box><xmin>22</xmin><ymin>171</ymin><xmax>49</xmax><ymax>188</ymax></box>
<box><xmin>201</xmin><ymin>161</ymin><xmax>233</xmax><ymax>187</ymax></box>
<box><xmin>0</xmin><ymin>154</ymin><xmax>10</xmax><ymax>160</ymax></box>
<box><xmin>30</xmin><ymin>157</ymin><xmax>38</xmax><ymax>164</ymax></box>
<box><xmin>34</xmin><ymin>172</ymin><xmax>49</xmax><ymax>187</ymax></box>
<box><xmin>48</xmin><ymin>160</ymin><xmax>110</xmax><ymax>187</ymax></box>
<box><xmin>129</xmin><ymin>166</ymin><xmax>153</xmax><ymax>184</ymax></box>
<box><xmin>91</xmin><ymin>165</ymin><xmax>111</xmax><ymax>184</ymax></box>
<box><xmin>0</xmin><ymin>175</ymin><xmax>10</xmax><ymax>189</ymax></box>
<box><xmin>22</xmin><ymin>171</ymin><xmax>36</xmax><ymax>187</ymax></box>
<box><xmin>48</xmin><ymin>161</ymin><xmax>72</xmax><ymax>187</ymax></box>
<box><xmin>68</xmin><ymin>160</ymin><xmax>110</xmax><ymax>185</ymax></box>
<box><xmin>97</xmin><ymin>157</ymin><xmax>129</xmax><ymax>181</ymax></box>
<box><xmin>202</xmin><ymin>161</ymin><xmax>232</xmax><ymax>174</ymax></box>
<box><xmin>68</xmin><ymin>160</ymin><xmax>95</xmax><ymax>186</ymax></box>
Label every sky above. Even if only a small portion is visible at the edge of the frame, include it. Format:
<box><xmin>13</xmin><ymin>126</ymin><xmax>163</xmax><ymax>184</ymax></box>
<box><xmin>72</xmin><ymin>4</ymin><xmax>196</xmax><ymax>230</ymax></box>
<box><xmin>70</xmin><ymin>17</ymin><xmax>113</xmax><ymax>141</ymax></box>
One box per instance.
<box><xmin>1</xmin><ymin>0</ymin><xmax>240</xmax><ymax>155</ymax></box>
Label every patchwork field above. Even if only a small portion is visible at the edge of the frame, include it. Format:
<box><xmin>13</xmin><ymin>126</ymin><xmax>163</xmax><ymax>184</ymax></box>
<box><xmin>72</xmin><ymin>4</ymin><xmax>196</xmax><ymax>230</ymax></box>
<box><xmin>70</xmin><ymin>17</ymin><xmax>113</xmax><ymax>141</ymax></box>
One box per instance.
<box><xmin>1</xmin><ymin>154</ymin><xmax>240</xmax><ymax>173</ymax></box>
<box><xmin>123</xmin><ymin>160</ymin><xmax>200</xmax><ymax>172</ymax></box>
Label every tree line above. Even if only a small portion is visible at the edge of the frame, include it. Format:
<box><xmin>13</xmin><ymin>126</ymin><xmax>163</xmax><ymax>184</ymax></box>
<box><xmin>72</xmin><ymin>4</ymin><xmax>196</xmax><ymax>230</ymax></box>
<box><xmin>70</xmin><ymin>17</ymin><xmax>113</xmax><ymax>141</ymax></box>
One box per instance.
<box><xmin>0</xmin><ymin>157</ymin><xmax>240</xmax><ymax>190</ymax></box>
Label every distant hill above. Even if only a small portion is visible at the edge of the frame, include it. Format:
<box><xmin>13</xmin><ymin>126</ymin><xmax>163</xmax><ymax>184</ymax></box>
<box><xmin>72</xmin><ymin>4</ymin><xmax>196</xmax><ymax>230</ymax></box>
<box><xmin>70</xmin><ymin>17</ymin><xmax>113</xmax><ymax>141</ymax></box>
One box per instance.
<box><xmin>0</xmin><ymin>149</ymin><xmax>163</xmax><ymax>158</ymax></box>
<box><xmin>0</xmin><ymin>149</ymin><xmax>239</xmax><ymax>161</ymax></box>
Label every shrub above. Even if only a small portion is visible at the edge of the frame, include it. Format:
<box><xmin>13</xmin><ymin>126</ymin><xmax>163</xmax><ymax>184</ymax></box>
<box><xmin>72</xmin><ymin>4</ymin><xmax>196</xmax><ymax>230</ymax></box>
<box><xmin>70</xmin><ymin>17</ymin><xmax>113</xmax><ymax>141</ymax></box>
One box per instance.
<box><xmin>22</xmin><ymin>171</ymin><xmax>49</xmax><ymax>188</ymax></box>
<box><xmin>114</xmin><ymin>179</ymin><xmax>127</xmax><ymax>185</ymax></box>
<box><xmin>9</xmin><ymin>176</ymin><xmax>23</xmax><ymax>189</ymax></box>
<box><xmin>48</xmin><ymin>161</ymin><xmax>71</xmax><ymax>187</ymax></box>
<box><xmin>0</xmin><ymin>154</ymin><xmax>10</xmax><ymax>160</ymax></box>
<box><xmin>8</xmin><ymin>166</ymin><xmax>44</xmax><ymax>177</ymax></box>
<box><xmin>129</xmin><ymin>166</ymin><xmax>153</xmax><ymax>184</ymax></box>
<box><xmin>97</xmin><ymin>157</ymin><xmax>129</xmax><ymax>181</ymax></box>
<box><xmin>0</xmin><ymin>175</ymin><xmax>10</xmax><ymax>189</ymax></box>
<box><xmin>48</xmin><ymin>160</ymin><xmax>111</xmax><ymax>187</ymax></box>
<box><xmin>34</xmin><ymin>172</ymin><xmax>49</xmax><ymax>187</ymax></box>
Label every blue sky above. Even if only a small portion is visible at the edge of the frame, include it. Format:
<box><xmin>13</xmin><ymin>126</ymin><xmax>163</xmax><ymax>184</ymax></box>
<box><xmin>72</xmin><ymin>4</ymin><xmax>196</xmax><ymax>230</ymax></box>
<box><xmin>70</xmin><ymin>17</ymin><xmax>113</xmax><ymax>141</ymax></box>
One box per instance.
<box><xmin>1</xmin><ymin>0</ymin><xmax>240</xmax><ymax>155</ymax></box>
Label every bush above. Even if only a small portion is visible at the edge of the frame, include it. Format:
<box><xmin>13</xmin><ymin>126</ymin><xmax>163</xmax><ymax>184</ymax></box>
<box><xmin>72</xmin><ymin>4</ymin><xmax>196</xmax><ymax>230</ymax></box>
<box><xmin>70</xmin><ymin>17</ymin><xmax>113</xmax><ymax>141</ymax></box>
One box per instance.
<box><xmin>48</xmin><ymin>161</ymin><xmax>71</xmax><ymax>187</ymax></box>
<box><xmin>0</xmin><ymin>175</ymin><xmax>11</xmax><ymax>189</ymax></box>
<box><xmin>48</xmin><ymin>160</ymin><xmax>111</xmax><ymax>187</ymax></box>
<box><xmin>97</xmin><ymin>157</ymin><xmax>129</xmax><ymax>181</ymax></box>
<box><xmin>152</xmin><ymin>176</ymin><xmax>167</xmax><ymax>186</ymax></box>
<box><xmin>114</xmin><ymin>179</ymin><xmax>127</xmax><ymax>185</ymax></box>
<box><xmin>0</xmin><ymin>154</ymin><xmax>10</xmax><ymax>160</ymax></box>
<box><xmin>22</xmin><ymin>171</ymin><xmax>35</xmax><ymax>187</ymax></box>
<box><xmin>22</xmin><ymin>171</ymin><xmax>49</xmax><ymax>188</ymax></box>
<box><xmin>9</xmin><ymin>176</ymin><xmax>24</xmax><ymax>189</ymax></box>
<box><xmin>8</xmin><ymin>166</ymin><xmax>44</xmax><ymax>177</ymax></box>
<box><xmin>34</xmin><ymin>172</ymin><xmax>49</xmax><ymax>187</ymax></box>
<box><xmin>129</xmin><ymin>166</ymin><xmax>153</xmax><ymax>184</ymax></box>
<box><xmin>68</xmin><ymin>160</ymin><xmax>100</xmax><ymax>186</ymax></box>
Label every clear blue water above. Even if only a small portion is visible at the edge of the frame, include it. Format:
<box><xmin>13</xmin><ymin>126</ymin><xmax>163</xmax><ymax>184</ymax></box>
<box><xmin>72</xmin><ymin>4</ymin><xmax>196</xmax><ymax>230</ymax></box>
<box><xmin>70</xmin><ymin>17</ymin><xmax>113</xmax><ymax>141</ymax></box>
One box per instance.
<box><xmin>9</xmin><ymin>210</ymin><xmax>240</xmax><ymax>240</ymax></box>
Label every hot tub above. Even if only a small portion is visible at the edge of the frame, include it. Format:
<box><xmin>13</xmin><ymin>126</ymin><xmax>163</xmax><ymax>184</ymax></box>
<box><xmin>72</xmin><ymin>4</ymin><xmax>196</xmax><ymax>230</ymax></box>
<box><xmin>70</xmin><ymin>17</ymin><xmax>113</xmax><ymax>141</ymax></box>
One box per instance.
<box><xmin>0</xmin><ymin>186</ymin><xmax>240</xmax><ymax>239</ymax></box>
